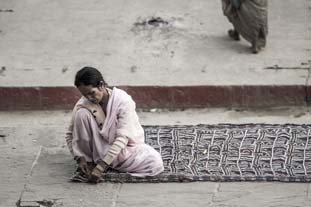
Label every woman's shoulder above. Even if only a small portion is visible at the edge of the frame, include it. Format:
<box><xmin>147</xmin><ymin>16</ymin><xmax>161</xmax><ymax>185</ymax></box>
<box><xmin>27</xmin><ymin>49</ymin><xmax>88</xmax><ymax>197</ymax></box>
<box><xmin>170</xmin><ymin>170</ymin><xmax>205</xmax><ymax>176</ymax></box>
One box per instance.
<box><xmin>111</xmin><ymin>87</ymin><xmax>135</xmax><ymax>107</ymax></box>
<box><xmin>112</xmin><ymin>87</ymin><xmax>132</xmax><ymax>100</ymax></box>
<box><xmin>112</xmin><ymin>87</ymin><xmax>127</xmax><ymax>94</ymax></box>
<box><xmin>74</xmin><ymin>96</ymin><xmax>89</xmax><ymax>108</ymax></box>
<box><xmin>74</xmin><ymin>96</ymin><xmax>101</xmax><ymax>113</ymax></box>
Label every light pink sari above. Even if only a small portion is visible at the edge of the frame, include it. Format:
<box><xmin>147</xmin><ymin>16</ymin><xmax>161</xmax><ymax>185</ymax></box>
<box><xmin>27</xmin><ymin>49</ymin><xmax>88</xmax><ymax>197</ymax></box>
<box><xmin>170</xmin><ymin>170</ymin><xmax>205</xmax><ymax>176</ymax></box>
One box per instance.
<box><xmin>66</xmin><ymin>87</ymin><xmax>164</xmax><ymax>177</ymax></box>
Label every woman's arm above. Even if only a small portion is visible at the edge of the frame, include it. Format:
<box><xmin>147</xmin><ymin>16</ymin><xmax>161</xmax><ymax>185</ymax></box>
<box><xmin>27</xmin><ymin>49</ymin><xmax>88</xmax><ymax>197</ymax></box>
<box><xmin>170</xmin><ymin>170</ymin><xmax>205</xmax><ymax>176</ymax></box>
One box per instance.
<box><xmin>65</xmin><ymin>122</ymin><xmax>74</xmax><ymax>155</ymax></box>
<box><xmin>102</xmin><ymin>136</ymin><xmax>129</xmax><ymax>165</ymax></box>
<box><xmin>90</xmin><ymin>136</ymin><xmax>129</xmax><ymax>183</ymax></box>
<box><xmin>99</xmin><ymin>96</ymin><xmax>138</xmax><ymax>165</ymax></box>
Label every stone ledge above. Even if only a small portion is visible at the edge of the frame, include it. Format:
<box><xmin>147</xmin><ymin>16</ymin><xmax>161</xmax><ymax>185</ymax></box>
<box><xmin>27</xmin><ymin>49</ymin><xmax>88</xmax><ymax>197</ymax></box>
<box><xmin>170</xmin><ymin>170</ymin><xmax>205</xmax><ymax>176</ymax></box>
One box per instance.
<box><xmin>0</xmin><ymin>85</ymin><xmax>309</xmax><ymax>110</ymax></box>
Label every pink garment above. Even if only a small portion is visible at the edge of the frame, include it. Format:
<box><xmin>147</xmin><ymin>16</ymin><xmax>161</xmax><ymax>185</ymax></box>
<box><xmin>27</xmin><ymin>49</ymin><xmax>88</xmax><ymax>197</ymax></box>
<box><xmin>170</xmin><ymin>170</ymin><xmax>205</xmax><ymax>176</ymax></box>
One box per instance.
<box><xmin>67</xmin><ymin>87</ymin><xmax>164</xmax><ymax>177</ymax></box>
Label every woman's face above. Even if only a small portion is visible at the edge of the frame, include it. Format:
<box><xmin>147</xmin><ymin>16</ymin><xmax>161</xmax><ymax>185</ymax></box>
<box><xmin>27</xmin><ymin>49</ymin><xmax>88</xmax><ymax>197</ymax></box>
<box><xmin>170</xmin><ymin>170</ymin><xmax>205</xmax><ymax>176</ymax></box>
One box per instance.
<box><xmin>78</xmin><ymin>84</ymin><xmax>105</xmax><ymax>104</ymax></box>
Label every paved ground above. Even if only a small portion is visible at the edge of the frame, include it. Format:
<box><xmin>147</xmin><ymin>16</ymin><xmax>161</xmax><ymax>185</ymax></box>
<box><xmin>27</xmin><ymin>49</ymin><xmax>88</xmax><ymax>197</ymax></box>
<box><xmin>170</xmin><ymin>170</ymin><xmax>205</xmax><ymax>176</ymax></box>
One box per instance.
<box><xmin>0</xmin><ymin>0</ymin><xmax>310</xmax><ymax>87</ymax></box>
<box><xmin>1</xmin><ymin>108</ymin><xmax>311</xmax><ymax>207</ymax></box>
<box><xmin>0</xmin><ymin>0</ymin><xmax>311</xmax><ymax>206</ymax></box>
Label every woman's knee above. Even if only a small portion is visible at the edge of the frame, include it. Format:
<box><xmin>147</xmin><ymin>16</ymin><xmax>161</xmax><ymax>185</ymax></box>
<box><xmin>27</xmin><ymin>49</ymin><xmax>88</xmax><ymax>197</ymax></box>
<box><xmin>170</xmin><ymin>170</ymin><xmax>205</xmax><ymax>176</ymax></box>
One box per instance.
<box><xmin>73</xmin><ymin>108</ymin><xmax>95</xmax><ymax>143</ymax></box>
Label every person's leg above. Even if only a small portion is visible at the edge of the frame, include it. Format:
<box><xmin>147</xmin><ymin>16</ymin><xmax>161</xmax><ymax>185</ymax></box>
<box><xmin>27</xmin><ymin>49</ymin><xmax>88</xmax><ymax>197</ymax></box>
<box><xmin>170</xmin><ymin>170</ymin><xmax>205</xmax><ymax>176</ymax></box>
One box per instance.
<box><xmin>258</xmin><ymin>27</ymin><xmax>266</xmax><ymax>48</ymax></box>
<box><xmin>141</xmin><ymin>145</ymin><xmax>164</xmax><ymax>176</ymax></box>
<box><xmin>71</xmin><ymin>108</ymin><xmax>109</xmax><ymax>182</ymax></box>
<box><xmin>251</xmin><ymin>29</ymin><xmax>261</xmax><ymax>54</ymax></box>
<box><xmin>252</xmin><ymin>28</ymin><xmax>267</xmax><ymax>54</ymax></box>
<box><xmin>72</xmin><ymin>108</ymin><xmax>109</xmax><ymax>162</ymax></box>
<box><xmin>228</xmin><ymin>28</ymin><xmax>240</xmax><ymax>41</ymax></box>
<box><xmin>72</xmin><ymin>108</ymin><xmax>96</xmax><ymax>162</ymax></box>
<box><xmin>114</xmin><ymin>144</ymin><xmax>164</xmax><ymax>176</ymax></box>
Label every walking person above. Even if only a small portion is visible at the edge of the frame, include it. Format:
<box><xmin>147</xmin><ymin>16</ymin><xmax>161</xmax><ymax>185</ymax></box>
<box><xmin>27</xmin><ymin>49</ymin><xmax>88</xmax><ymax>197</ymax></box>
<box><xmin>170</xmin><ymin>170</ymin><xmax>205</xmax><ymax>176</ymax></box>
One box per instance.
<box><xmin>222</xmin><ymin>0</ymin><xmax>268</xmax><ymax>53</ymax></box>
<box><xmin>66</xmin><ymin>66</ymin><xmax>164</xmax><ymax>183</ymax></box>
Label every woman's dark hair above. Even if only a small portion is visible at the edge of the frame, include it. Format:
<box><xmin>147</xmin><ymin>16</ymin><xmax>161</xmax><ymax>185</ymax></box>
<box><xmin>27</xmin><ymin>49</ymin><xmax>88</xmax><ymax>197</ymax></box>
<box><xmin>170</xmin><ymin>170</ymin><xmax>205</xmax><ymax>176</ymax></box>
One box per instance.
<box><xmin>74</xmin><ymin>67</ymin><xmax>107</xmax><ymax>87</ymax></box>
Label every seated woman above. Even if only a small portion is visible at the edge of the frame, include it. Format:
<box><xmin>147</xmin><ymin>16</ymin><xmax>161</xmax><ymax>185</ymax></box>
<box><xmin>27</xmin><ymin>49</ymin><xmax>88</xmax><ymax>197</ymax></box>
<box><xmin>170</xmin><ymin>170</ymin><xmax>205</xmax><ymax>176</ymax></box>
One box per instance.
<box><xmin>222</xmin><ymin>0</ymin><xmax>268</xmax><ymax>53</ymax></box>
<box><xmin>65</xmin><ymin>66</ymin><xmax>164</xmax><ymax>183</ymax></box>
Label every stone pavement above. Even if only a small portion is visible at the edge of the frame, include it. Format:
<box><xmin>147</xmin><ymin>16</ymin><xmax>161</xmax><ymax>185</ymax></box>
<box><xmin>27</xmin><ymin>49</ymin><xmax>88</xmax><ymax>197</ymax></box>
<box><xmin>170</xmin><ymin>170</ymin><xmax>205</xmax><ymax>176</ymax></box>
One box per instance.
<box><xmin>1</xmin><ymin>108</ymin><xmax>311</xmax><ymax>207</ymax></box>
<box><xmin>0</xmin><ymin>0</ymin><xmax>311</xmax><ymax>207</ymax></box>
<box><xmin>0</xmin><ymin>0</ymin><xmax>311</xmax><ymax>109</ymax></box>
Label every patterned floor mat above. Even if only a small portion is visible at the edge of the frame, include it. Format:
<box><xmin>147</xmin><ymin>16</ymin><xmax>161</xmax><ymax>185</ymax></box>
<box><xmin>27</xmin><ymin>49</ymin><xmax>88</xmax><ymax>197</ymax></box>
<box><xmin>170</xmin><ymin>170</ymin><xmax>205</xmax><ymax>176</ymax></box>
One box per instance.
<box><xmin>103</xmin><ymin>124</ymin><xmax>311</xmax><ymax>182</ymax></box>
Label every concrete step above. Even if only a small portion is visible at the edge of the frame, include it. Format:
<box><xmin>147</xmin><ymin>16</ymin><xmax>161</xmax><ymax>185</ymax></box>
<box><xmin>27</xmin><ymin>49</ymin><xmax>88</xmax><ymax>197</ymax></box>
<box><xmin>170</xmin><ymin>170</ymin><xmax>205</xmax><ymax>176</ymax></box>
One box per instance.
<box><xmin>0</xmin><ymin>0</ymin><xmax>310</xmax><ymax>110</ymax></box>
<box><xmin>0</xmin><ymin>85</ymin><xmax>311</xmax><ymax>110</ymax></box>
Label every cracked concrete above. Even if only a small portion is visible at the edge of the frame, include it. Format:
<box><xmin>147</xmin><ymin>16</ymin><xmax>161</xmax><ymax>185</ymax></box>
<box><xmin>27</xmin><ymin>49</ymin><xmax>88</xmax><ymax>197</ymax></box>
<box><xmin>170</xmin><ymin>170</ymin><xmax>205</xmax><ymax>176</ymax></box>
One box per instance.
<box><xmin>0</xmin><ymin>0</ymin><xmax>311</xmax><ymax>206</ymax></box>
<box><xmin>263</xmin><ymin>61</ymin><xmax>311</xmax><ymax>105</ymax></box>
<box><xmin>1</xmin><ymin>108</ymin><xmax>311</xmax><ymax>207</ymax></box>
<box><xmin>0</xmin><ymin>0</ymin><xmax>310</xmax><ymax>87</ymax></box>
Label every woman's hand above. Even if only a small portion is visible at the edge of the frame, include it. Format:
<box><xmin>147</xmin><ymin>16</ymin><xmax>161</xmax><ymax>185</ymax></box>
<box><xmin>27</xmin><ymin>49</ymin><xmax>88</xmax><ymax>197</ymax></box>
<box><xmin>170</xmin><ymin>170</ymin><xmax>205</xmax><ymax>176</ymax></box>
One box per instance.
<box><xmin>77</xmin><ymin>157</ymin><xmax>90</xmax><ymax>175</ymax></box>
<box><xmin>89</xmin><ymin>167</ymin><xmax>103</xmax><ymax>183</ymax></box>
<box><xmin>89</xmin><ymin>161</ymin><xmax>109</xmax><ymax>183</ymax></box>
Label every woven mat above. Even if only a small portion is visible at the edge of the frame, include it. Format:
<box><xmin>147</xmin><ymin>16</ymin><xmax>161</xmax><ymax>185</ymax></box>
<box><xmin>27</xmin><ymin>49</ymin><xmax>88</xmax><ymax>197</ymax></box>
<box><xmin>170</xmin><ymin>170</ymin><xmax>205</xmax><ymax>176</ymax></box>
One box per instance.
<box><xmin>103</xmin><ymin>124</ymin><xmax>311</xmax><ymax>182</ymax></box>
